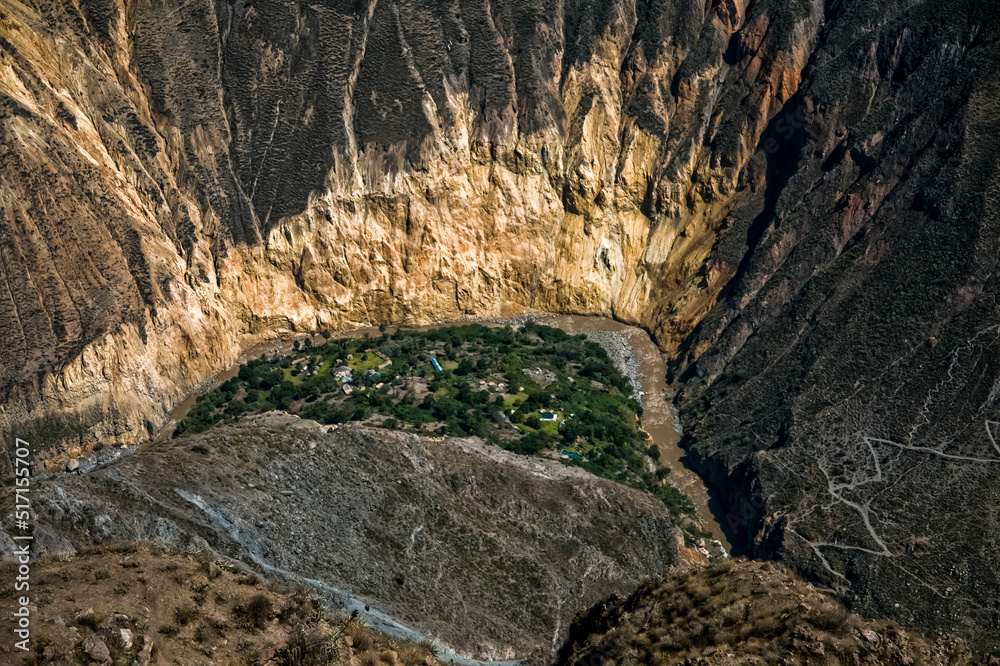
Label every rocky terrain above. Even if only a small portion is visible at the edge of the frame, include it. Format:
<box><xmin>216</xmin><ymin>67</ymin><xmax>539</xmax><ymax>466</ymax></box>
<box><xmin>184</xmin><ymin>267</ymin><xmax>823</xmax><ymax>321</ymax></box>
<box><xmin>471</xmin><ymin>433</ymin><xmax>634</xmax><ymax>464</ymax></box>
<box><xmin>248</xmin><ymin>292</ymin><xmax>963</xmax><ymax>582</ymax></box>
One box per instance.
<box><xmin>558</xmin><ymin>559</ymin><xmax>990</xmax><ymax>665</ymax></box>
<box><xmin>1</xmin><ymin>543</ymin><xmax>445</xmax><ymax>666</ymax></box>
<box><xmin>2</xmin><ymin>0</ymin><xmax>1000</xmax><ymax>655</ymax></box>
<box><xmin>666</xmin><ymin>2</ymin><xmax>1000</xmax><ymax>648</ymax></box>
<box><xmin>585</xmin><ymin>330</ymin><xmax>643</xmax><ymax>397</ymax></box>
<box><xmin>3</xmin><ymin>416</ymin><xmax>679</xmax><ymax>662</ymax></box>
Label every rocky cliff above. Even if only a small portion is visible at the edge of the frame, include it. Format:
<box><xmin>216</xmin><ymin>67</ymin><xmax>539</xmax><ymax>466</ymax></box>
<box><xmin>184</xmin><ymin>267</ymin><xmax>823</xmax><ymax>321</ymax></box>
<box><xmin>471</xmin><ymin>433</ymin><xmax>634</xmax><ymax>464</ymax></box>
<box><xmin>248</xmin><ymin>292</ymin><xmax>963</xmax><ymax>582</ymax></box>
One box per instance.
<box><xmin>3</xmin><ymin>0</ymin><xmax>1000</xmax><ymax>654</ymax></box>
<box><xmin>0</xmin><ymin>0</ymin><xmax>821</xmax><ymax>458</ymax></box>
<box><xmin>666</xmin><ymin>0</ymin><xmax>1000</xmax><ymax>652</ymax></box>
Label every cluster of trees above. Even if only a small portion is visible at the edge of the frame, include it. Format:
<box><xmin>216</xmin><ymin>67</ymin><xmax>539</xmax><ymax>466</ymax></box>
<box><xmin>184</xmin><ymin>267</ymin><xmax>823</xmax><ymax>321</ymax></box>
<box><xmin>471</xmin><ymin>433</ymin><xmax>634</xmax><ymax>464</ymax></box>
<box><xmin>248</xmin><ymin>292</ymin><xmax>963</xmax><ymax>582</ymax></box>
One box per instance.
<box><xmin>176</xmin><ymin>323</ymin><xmax>647</xmax><ymax>455</ymax></box>
<box><xmin>171</xmin><ymin>321</ymin><xmax>699</xmax><ymax>529</ymax></box>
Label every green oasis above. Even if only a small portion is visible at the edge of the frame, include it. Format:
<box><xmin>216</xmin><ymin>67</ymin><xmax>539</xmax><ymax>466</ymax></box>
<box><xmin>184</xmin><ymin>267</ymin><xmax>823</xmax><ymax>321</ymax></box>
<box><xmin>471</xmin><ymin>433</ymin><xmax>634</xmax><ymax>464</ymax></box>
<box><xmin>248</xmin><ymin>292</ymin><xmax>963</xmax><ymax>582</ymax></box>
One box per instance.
<box><xmin>175</xmin><ymin>322</ymin><xmax>697</xmax><ymax>528</ymax></box>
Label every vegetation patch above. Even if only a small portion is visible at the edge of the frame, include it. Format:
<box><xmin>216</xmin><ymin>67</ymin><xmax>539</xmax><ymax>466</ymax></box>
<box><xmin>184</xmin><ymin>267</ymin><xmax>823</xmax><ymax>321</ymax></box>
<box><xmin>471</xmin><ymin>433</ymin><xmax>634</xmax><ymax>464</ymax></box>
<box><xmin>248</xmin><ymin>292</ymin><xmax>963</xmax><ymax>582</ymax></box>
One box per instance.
<box><xmin>558</xmin><ymin>559</ymin><xmax>988</xmax><ymax>666</ymax></box>
<box><xmin>0</xmin><ymin>544</ymin><xmax>442</xmax><ymax>666</ymax></box>
<box><xmin>174</xmin><ymin>322</ymin><xmax>692</xmax><ymax>520</ymax></box>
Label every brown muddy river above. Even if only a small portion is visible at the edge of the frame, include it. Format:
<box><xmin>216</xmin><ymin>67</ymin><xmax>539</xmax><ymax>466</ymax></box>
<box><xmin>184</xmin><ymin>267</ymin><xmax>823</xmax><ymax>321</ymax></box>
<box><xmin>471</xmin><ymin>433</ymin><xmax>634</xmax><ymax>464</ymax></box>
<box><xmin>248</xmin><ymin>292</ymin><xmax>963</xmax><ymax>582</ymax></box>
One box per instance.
<box><xmin>535</xmin><ymin>314</ymin><xmax>732</xmax><ymax>553</ymax></box>
<box><xmin>161</xmin><ymin>313</ymin><xmax>732</xmax><ymax>553</ymax></box>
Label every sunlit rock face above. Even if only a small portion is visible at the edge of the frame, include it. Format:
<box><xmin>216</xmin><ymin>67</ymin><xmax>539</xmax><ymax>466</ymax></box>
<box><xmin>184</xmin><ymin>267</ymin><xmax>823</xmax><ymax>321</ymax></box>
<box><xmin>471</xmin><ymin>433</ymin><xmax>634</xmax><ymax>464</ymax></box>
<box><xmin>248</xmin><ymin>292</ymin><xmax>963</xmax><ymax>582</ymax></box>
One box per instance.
<box><xmin>2</xmin><ymin>0</ymin><xmax>1000</xmax><ymax>649</ymax></box>
<box><xmin>0</xmin><ymin>0</ymin><xmax>815</xmax><ymax>455</ymax></box>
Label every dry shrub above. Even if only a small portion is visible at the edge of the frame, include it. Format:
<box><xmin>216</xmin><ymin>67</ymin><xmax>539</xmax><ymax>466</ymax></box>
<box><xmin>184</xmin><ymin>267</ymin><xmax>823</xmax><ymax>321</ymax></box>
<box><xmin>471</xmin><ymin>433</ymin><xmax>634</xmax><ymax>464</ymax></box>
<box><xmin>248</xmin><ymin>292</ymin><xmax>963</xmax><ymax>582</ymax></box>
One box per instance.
<box><xmin>232</xmin><ymin>594</ymin><xmax>273</xmax><ymax>631</ymax></box>
<box><xmin>158</xmin><ymin>624</ymin><xmax>179</xmax><ymax>637</ymax></box>
<box><xmin>673</xmin><ymin>594</ymin><xmax>693</xmax><ymax>615</ymax></box>
<box><xmin>395</xmin><ymin>644</ymin><xmax>431</xmax><ymax>666</ymax></box>
<box><xmin>719</xmin><ymin>600</ymin><xmax>747</xmax><ymax>625</ymax></box>
<box><xmin>342</xmin><ymin>618</ymin><xmax>375</xmax><ymax>652</ymax></box>
<box><xmin>748</xmin><ymin>610</ymin><xmax>784</xmax><ymax>637</ymax></box>
<box><xmin>238</xmin><ymin>573</ymin><xmax>261</xmax><ymax>586</ymax></box>
<box><xmin>355</xmin><ymin>651</ymin><xmax>380</xmax><ymax>666</ymax></box>
<box><xmin>274</xmin><ymin>629</ymin><xmax>345</xmax><ymax>665</ymax></box>
<box><xmin>714</xmin><ymin>627</ymin><xmax>737</xmax><ymax>646</ymax></box>
<box><xmin>174</xmin><ymin>603</ymin><xmax>200</xmax><ymax>626</ymax></box>
<box><xmin>690</xmin><ymin>584</ymin><xmax>712</xmax><ymax>603</ymax></box>
<box><xmin>194</xmin><ymin>616</ymin><xmax>228</xmax><ymax>644</ymax></box>
<box><xmin>809</xmin><ymin>603</ymin><xmax>850</xmax><ymax>631</ymax></box>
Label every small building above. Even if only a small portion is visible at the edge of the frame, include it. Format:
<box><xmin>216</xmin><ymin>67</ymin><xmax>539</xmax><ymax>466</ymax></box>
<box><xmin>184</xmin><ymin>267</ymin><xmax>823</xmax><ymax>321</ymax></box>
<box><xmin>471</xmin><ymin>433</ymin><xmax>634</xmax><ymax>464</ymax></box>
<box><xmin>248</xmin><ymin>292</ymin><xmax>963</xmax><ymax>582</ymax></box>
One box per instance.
<box><xmin>342</xmin><ymin>385</ymin><xmax>353</xmax><ymax>395</ymax></box>
<box><xmin>333</xmin><ymin>365</ymin><xmax>352</xmax><ymax>378</ymax></box>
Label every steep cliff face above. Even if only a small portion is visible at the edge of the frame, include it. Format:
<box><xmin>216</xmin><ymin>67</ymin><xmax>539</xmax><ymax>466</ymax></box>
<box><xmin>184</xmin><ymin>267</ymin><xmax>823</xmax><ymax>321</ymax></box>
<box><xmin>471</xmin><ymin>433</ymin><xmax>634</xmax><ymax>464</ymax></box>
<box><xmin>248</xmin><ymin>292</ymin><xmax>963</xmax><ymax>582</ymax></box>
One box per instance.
<box><xmin>0</xmin><ymin>0</ymin><xmax>815</xmax><ymax>459</ymax></box>
<box><xmin>3</xmin><ymin>0</ymin><xmax>1000</xmax><ymax>652</ymax></box>
<box><xmin>668</xmin><ymin>0</ymin><xmax>1000</xmax><ymax>651</ymax></box>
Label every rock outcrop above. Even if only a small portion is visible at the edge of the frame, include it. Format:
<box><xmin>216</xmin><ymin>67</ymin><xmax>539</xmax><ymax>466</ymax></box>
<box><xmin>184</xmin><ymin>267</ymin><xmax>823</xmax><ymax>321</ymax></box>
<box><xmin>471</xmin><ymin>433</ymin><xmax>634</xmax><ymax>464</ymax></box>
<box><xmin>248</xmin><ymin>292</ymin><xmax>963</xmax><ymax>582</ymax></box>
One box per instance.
<box><xmin>557</xmin><ymin>559</ymin><xmax>989</xmax><ymax>665</ymax></box>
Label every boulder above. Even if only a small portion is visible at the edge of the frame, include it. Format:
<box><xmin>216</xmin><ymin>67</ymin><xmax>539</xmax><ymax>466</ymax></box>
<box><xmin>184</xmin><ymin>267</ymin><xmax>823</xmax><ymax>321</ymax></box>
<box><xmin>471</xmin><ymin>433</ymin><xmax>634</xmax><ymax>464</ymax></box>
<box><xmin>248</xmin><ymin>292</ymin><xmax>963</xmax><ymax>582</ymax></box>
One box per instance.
<box><xmin>82</xmin><ymin>632</ymin><xmax>111</xmax><ymax>663</ymax></box>
<box><xmin>137</xmin><ymin>639</ymin><xmax>154</xmax><ymax>666</ymax></box>
<box><xmin>861</xmin><ymin>629</ymin><xmax>881</xmax><ymax>644</ymax></box>
<box><xmin>108</xmin><ymin>612</ymin><xmax>130</xmax><ymax>628</ymax></box>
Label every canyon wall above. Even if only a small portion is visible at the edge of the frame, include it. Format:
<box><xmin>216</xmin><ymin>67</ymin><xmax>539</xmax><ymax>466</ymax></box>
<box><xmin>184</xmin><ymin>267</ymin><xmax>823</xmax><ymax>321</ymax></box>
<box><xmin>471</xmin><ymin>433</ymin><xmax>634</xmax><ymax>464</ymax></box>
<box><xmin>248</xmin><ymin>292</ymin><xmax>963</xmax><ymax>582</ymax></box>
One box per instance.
<box><xmin>667</xmin><ymin>0</ymin><xmax>1000</xmax><ymax>651</ymax></box>
<box><xmin>3</xmin><ymin>0</ymin><xmax>1000</xmax><ymax>650</ymax></box>
<box><xmin>0</xmin><ymin>0</ymin><xmax>815</xmax><ymax>460</ymax></box>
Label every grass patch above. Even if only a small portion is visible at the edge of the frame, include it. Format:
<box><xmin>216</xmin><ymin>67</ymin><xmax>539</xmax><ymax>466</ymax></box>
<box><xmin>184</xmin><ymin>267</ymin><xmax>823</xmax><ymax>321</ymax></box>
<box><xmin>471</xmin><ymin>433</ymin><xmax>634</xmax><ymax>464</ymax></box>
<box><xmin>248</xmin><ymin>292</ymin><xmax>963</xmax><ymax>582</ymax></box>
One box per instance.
<box><xmin>348</xmin><ymin>352</ymin><xmax>383</xmax><ymax>373</ymax></box>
